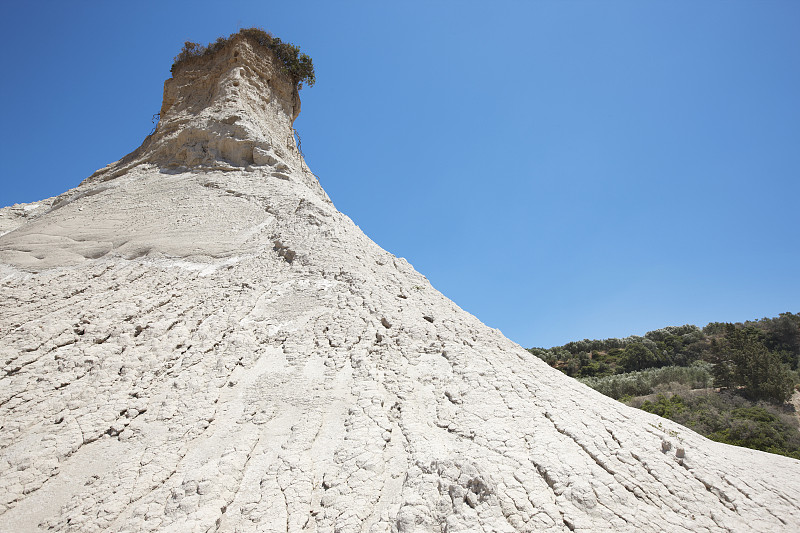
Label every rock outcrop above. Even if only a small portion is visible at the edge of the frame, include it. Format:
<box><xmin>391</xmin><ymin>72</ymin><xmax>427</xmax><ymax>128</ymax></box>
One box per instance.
<box><xmin>2</xmin><ymin>33</ymin><xmax>800</xmax><ymax>532</ymax></box>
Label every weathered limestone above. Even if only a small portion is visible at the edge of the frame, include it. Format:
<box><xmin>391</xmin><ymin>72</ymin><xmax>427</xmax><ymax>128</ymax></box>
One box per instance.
<box><xmin>2</xmin><ymin>34</ymin><xmax>800</xmax><ymax>532</ymax></box>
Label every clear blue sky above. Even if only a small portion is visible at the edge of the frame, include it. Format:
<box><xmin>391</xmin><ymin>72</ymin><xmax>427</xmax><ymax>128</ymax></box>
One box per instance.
<box><xmin>1</xmin><ymin>1</ymin><xmax>798</xmax><ymax>348</ymax></box>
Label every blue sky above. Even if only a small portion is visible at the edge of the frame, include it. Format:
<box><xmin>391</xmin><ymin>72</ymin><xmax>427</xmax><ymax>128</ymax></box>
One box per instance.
<box><xmin>1</xmin><ymin>1</ymin><xmax>798</xmax><ymax>348</ymax></box>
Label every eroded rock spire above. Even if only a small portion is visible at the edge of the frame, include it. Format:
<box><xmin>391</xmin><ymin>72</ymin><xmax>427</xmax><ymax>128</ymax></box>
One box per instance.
<box><xmin>0</xmin><ymin>32</ymin><xmax>327</xmax><ymax>270</ymax></box>
<box><xmin>2</xmin><ymin>30</ymin><xmax>800</xmax><ymax>533</ymax></box>
<box><xmin>90</xmin><ymin>33</ymin><xmax>307</xmax><ymax>182</ymax></box>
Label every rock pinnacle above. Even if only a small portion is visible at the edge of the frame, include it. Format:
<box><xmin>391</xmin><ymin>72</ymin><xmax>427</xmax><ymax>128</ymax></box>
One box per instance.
<box><xmin>2</xmin><ymin>30</ymin><xmax>800</xmax><ymax>533</ymax></box>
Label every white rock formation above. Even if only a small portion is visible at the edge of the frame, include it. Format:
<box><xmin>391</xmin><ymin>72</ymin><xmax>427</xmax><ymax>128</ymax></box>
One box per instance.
<box><xmin>2</xmin><ymin>34</ymin><xmax>800</xmax><ymax>533</ymax></box>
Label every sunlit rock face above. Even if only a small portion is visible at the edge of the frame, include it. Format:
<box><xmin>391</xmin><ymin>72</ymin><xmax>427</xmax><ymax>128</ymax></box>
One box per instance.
<box><xmin>2</xmin><ymin>34</ymin><xmax>800</xmax><ymax>533</ymax></box>
<box><xmin>0</xmin><ymin>37</ymin><xmax>322</xmax><ymax>271</ymax></box>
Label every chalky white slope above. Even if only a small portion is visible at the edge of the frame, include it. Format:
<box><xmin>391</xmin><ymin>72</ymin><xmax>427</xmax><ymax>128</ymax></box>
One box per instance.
<box><xmin>2</xmin><ymin>36</ymin><xmax>799</xmax><ymax>533</ymax></box>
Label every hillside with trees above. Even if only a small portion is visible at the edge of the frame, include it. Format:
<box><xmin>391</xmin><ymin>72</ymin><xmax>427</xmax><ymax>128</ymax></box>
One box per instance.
<box><xmin>529</xmin><ymin>312</ymin><xmax>800</xmax><ymax>458</ymax></box>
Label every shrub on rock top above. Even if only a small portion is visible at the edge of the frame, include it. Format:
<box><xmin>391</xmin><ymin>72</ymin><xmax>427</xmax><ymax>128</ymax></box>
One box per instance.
<box><xmin>172</xmin><ymin>27</ymin><xmax>316</xmax><ymax>91</ymax></box>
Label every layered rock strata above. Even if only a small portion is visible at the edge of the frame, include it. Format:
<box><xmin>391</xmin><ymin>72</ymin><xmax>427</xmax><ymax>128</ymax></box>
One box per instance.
<box><xmin>2</xmin><ymin>34</ymin><xmax>800</xmax><ymax>533</ymax></box>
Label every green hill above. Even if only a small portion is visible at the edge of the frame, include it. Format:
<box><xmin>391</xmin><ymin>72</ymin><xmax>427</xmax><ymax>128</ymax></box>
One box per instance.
<box><xmin>529</xmin><ymin>312</ymin><xmax>800</xmax><ymax>458</ymax></box>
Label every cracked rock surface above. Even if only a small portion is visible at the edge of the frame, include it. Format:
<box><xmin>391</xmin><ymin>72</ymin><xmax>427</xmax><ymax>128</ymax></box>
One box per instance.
<box><xmin>2</xmin><ymin>34</ymin><xmax>800</xmax><ymax>533</ymax></box>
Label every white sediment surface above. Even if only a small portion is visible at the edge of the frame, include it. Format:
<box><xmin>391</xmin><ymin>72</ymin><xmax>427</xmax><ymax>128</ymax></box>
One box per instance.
<box><xmin>2</xmin><ymin>35</ymin><xmax>799</xmax><ymax>532</ymax></box>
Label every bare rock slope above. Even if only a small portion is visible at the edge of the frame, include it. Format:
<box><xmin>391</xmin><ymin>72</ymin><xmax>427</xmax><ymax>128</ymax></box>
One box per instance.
<box><xmin>2</xmin><ymin>35</ymin><xmax>800</xmax><ymax>533</ymax></box>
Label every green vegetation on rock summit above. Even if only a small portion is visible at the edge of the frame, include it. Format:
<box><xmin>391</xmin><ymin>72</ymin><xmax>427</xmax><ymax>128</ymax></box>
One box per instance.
<box><xmin>172</xmin><ymin>27</ymin><xmax>315</xmax><ymax>91</ymax></box>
